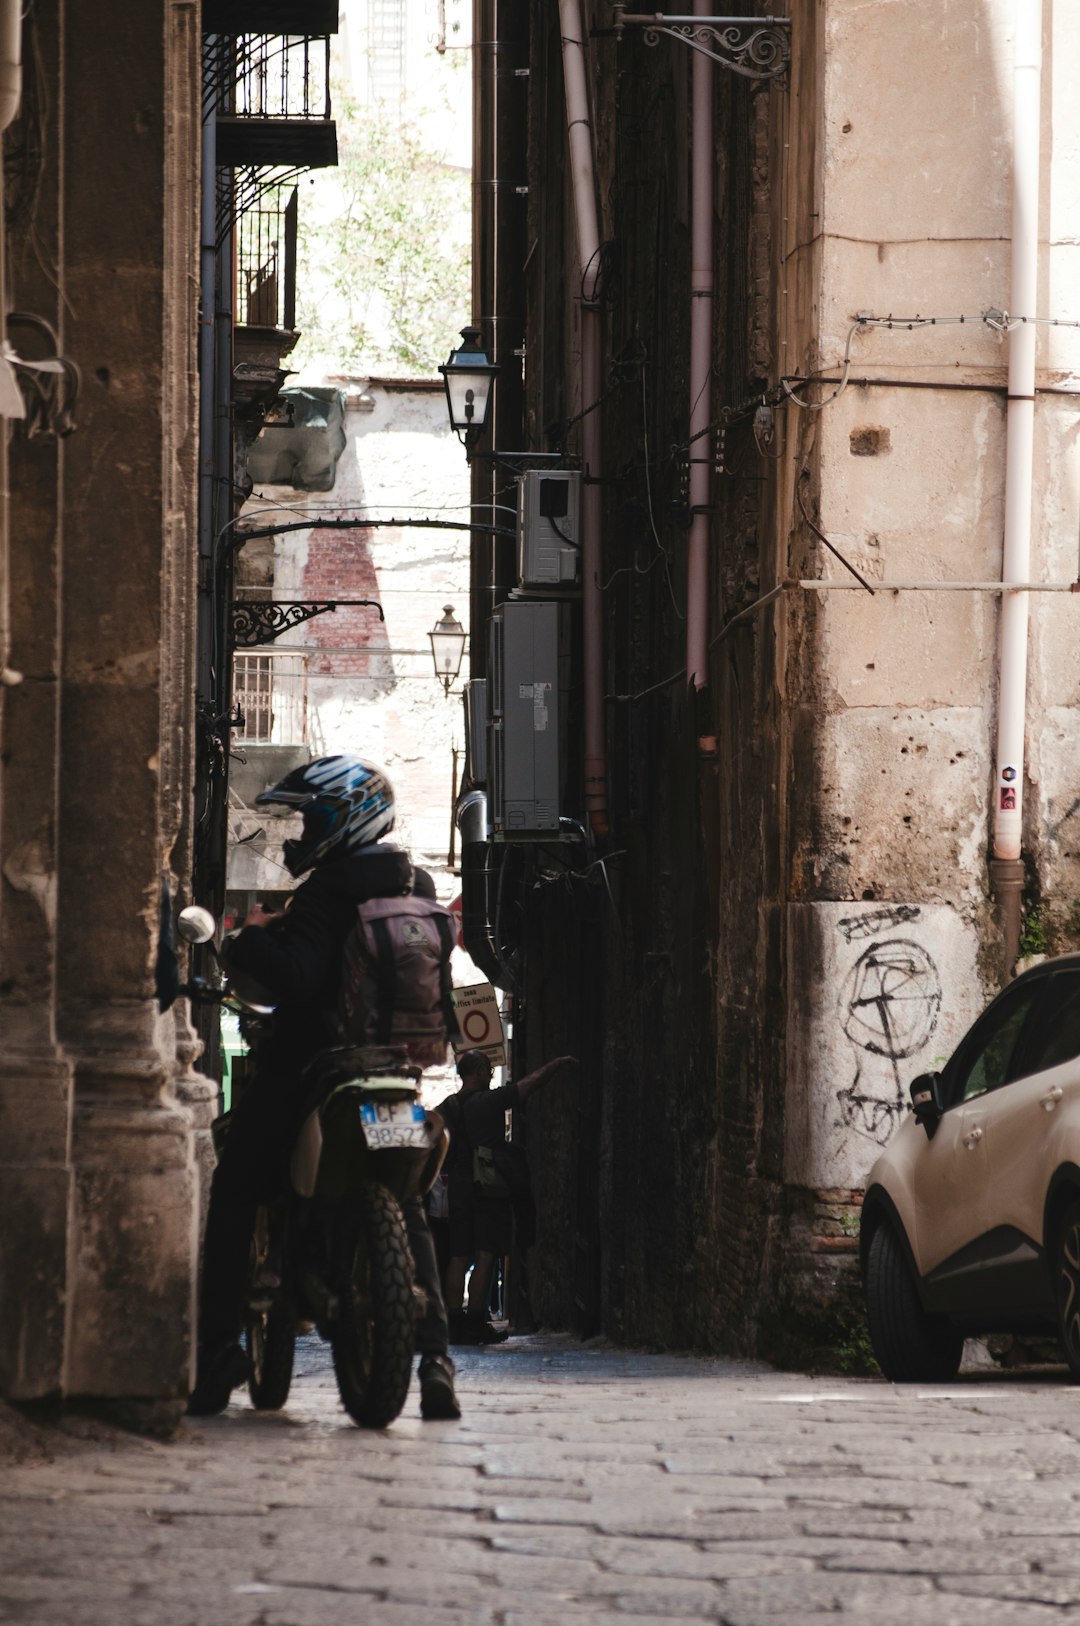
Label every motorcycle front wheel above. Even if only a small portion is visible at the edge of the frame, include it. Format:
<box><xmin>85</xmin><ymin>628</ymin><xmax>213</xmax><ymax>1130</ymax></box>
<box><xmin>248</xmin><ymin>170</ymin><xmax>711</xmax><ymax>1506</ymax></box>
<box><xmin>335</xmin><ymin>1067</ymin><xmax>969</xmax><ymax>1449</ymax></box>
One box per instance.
<box><xmin>245</xmin><ymin>1205</ymin><xmax>295</xmax><ymax>1411</ymax></box>
<box><xmin>331</xmin><ymin>1184</ymin><xmax>415</xmax><ymax>1428</ymax></box>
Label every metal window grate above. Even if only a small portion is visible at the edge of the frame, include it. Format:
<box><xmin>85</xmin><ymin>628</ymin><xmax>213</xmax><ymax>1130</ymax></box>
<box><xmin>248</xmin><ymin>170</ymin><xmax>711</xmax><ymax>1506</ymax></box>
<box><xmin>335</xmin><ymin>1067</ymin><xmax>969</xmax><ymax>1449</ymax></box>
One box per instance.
<box><xmin>365</xmin><ymin>0</ymin><xmax>406</xmax><ymax>105</ymax></box>
<box><xmin>233</xmin><ymin>651</ymin><xmax>309</xmax><ymax>744</ymax></box>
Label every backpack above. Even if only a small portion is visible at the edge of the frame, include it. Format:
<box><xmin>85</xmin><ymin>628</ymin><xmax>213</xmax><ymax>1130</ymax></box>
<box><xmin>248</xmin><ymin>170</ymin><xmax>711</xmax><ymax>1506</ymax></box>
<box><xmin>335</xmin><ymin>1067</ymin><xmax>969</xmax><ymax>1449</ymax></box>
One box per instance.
<box><xmin>338</xmin><ymin>894</ymin><xmax>458</xmax><ymax>1068</ymax></box>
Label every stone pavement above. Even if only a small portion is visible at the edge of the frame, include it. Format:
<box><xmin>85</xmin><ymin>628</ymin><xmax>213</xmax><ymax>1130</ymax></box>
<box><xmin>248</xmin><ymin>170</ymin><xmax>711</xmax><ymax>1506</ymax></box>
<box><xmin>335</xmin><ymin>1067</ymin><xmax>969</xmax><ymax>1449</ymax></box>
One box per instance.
<box><xmin>5</xmin><ymin>1334</ymin><xmax>1080</xmax><ymax>1624</ymax></box>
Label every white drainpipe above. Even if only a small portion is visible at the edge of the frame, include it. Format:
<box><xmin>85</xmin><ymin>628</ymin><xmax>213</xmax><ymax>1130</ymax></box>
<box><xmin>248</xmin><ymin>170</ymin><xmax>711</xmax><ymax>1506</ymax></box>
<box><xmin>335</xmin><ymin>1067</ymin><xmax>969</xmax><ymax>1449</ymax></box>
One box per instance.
<box><xmin>559</xmin><ymin>0</ymin><xmax>608</xmax><ymax>832</ymax></box>
<box><xmin>0</xmin><ymin>0</ymin><xmax>20</xmax><ymax>135</ymax></box>
<box><xmin>687</xmin><ymin>0</ymin><xmax>714</xmax><ymax>726</ymax></box>
<box><xmin>991</xmin><ymin>0</ymin><xmax>1042</xmax><ymax>964</ymax></box>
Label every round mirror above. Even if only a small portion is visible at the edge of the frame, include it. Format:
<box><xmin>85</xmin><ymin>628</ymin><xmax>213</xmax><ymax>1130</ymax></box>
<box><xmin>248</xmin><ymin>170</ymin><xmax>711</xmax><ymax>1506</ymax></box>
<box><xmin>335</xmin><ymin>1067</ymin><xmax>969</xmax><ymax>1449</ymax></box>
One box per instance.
<box><xmin>176</xmin><ymin>905</ymin><xmax>217</xmax><ymax>945</ymax></box>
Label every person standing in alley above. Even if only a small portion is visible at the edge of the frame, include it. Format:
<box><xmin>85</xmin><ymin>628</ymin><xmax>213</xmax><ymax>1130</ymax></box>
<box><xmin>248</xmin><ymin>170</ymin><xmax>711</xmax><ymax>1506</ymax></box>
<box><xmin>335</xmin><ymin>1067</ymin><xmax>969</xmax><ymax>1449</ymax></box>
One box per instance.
<box><xmin>434</xmin><ymin>1048</ymin><xmax>578</xmax><ymax>1344</ymax></box>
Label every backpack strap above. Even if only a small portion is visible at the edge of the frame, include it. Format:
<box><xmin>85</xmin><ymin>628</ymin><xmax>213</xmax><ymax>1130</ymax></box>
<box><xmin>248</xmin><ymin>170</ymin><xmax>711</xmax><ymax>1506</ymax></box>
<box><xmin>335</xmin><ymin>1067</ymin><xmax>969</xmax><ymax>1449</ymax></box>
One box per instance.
<box><xmin>369</xmin><ymin>913</ymin><xmax>398</xmax><ymax>1044</ymax></box>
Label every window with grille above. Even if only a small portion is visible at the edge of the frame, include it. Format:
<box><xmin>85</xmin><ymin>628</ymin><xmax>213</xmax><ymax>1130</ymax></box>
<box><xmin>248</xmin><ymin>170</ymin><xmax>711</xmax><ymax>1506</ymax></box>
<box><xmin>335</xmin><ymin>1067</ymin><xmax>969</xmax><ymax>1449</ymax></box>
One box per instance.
<box><xmin>233</xmin><ymin>652</ymin><xmax>308</xmax><ymax>744</ymax></box>
<box><xmin>365</xmin><ymin>0</ymin><xmax>405</xmax><ymax>106</ymax></box>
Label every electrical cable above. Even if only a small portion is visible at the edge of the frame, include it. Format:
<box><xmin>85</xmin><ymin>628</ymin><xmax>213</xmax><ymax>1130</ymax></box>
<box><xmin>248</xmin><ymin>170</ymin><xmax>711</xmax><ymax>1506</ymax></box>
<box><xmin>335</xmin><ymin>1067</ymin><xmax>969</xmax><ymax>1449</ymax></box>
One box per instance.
<box><xmin>795</xmin><ymin>472</ymin><xmax>876</xmax><ymax>595</ymax></box>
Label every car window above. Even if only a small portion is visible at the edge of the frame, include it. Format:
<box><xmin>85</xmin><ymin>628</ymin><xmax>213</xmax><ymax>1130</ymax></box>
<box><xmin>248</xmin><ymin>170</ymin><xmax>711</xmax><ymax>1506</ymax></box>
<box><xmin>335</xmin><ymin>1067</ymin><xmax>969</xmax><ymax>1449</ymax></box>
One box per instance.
<box><xmin>951</xmin><ymin>981</ymin><xmax>1043</xmax><ymax>1102</ymax></box>
<box><xmin>1022</xmin><ymin>970</ymin><xmax>1080</xmax><ymax>1075</ymax></box>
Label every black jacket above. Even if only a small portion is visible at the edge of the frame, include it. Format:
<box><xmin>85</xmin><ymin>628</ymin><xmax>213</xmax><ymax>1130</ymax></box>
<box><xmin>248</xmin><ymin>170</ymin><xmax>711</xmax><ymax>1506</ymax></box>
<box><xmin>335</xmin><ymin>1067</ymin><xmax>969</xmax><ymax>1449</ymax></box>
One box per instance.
<box><xmin>226</xmin><ymin>844</ymin><xmax>413</xmax><ymax>1076</ymax></box>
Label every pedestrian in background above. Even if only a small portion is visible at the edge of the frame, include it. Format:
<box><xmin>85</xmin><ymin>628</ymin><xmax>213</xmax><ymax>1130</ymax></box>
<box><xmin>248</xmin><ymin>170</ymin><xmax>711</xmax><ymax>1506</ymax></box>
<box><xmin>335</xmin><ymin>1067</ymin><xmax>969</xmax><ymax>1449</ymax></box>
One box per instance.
<box><xmin>434</xmin><ymin>1048</ymin><xmax>578</xmax><ymax>1344</ymax></box>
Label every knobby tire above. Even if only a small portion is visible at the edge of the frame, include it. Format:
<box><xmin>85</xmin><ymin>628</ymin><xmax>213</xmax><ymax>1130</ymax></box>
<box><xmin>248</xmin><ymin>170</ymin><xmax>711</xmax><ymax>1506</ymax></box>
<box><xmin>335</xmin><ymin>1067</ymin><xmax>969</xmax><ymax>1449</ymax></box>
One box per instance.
<box><xmin>331</xmin><ymin>1184</ymin><xmax>416</xmax><ymax>1428</ymax></box>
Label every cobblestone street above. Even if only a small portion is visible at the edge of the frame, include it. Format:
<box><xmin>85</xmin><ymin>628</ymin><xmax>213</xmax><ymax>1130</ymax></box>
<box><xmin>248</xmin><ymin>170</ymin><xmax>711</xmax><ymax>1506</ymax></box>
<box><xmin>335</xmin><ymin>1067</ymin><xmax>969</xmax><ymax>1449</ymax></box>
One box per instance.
<box><xmin>7</xmin><ymin>1335</ymin><xmax>1080</xmax><ymax>1624</ymax></box>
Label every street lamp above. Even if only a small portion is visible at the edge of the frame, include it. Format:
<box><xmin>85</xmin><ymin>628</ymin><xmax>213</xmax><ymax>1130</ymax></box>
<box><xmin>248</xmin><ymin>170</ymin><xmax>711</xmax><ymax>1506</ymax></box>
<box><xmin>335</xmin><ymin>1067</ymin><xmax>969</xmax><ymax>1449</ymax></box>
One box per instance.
<box><xmin>439</xmin><ymin>325</ymin><xmax>496</xmax><ymax>448</ymax></box>
<box><xmin>429</xmin><ymin>604</ymin><xmax>466</xmax><ymax>695</ymax></box>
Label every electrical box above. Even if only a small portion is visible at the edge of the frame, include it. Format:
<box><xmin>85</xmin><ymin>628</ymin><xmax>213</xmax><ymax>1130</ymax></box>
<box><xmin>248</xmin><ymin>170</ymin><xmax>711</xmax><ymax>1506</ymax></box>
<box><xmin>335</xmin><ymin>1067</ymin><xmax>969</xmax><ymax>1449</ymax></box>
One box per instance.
<box><xmin>463</xmin><ymin>678</ymin><xmax>488</xmax><ymax>785</ymax></box>
<box><xmin>518</xmin><ymin>470</ymin><xmax>581</xmax><ymax>588</ymax></box>
<box><xmin>488</xmin><ymin>600</ymin><xmax>568</xmax><ymax>840</ymax></box>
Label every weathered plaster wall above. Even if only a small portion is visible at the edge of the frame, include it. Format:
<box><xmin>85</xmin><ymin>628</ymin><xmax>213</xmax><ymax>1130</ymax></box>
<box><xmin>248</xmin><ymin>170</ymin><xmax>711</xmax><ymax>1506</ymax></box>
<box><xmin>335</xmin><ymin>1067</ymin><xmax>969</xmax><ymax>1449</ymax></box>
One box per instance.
<box><xmin>776</xmin><ymin>0</ymin><xmax>1080</xmax><ymax>1303</ymax></box>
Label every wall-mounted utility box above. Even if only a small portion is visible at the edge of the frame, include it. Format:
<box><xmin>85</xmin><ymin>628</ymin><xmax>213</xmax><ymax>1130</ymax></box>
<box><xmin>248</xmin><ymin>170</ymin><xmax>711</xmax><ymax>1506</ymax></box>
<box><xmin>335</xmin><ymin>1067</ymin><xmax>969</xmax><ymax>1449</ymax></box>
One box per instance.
<box><xmin>518</xmin><ymin>469</ymin><xmax>580</xmax><ymax>588</ymax></box>
<box><xmin>463</xmin><ymin>678</ymin><xmax>488</xmax><ymax>786</ymax></box>
<box><xmin>488</xmin><ymin>600</ymin><xmax>569</xmax><ymax>840</ymax></box>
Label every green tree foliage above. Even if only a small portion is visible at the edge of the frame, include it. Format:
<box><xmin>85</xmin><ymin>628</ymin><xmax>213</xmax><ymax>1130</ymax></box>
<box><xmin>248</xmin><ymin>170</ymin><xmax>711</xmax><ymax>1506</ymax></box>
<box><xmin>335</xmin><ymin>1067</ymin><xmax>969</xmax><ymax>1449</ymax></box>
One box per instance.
<box><xmin>292</xmin><ymin>98</ymin><xmax>470</xmax><ymax>377</ymax></box>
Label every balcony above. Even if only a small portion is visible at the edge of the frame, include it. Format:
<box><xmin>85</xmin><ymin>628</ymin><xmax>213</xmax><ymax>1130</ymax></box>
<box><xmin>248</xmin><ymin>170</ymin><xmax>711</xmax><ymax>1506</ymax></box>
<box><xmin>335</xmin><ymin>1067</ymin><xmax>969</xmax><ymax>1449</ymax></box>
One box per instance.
<box><xmin>203</xmin><ymin>1</ymin><xmax>339</xmax><ymax>36</ymax></box>
<box><xmin>207</xmin><ymin>34</ymin><xmax>337</xmax><ymax>173</ymax></box>
<box><xmin>233</xmin><ymin>186</ymin><xmax>300</xmax><ymax>422</ymax></box>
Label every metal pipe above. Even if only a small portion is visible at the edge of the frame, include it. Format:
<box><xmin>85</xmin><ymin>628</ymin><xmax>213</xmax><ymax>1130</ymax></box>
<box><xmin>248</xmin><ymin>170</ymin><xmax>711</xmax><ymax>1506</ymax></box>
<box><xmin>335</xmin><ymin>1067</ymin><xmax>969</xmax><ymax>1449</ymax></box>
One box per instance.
<box><xmin>559</xmin><ymin>0</ymin><xmax>608</xmax><ymax>832</ymax></box>
<box><xmin>993</xmin><ymin>0</ymin><xmax>1041</xmax><ymax>869</ymax></box>
<box><xmin>457</xmin><ymin>790</ymin><xmax>513</xmax><ymax>988</ymax></box>
<box><xmin>686</xmin><ymin>0</ymin><xmax>713</xmax><ymax>722</ymax></box>
<box><xmin>990</xmin><ymin>0</ymin><xmax>1042</xmax><ymax>974</ymax></box>
<box><xmin>492</xmin><ymin>0</ymin><xmax>528</xmax><ymax>600</ymax></box>
<box><xmin>470</xmin><ymin>0</ymin><xmax>497</xmax><ymax>678</ymax></box>
<box><xmin>0</xmin><ymin>0</ymin><xmax>21</xmax><ymax>134</ymax></box>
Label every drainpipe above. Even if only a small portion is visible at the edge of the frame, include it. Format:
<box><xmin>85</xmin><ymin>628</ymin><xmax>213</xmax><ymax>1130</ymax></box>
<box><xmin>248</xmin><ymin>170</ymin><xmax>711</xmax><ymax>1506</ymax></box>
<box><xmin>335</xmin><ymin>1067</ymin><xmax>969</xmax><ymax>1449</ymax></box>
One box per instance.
<box><xmin>0</xmin><ymin>0</ymin><xmax>21</xmax><ymax>134</ymax></box>
<box><xmin>686</xmin><ymin>0</ymin><xmax>715</xmax><ymax>754</ymax></box>
<box><xmin>990</xmin><ymin>0</ymin><xmax>1042</xmax><ymax>974</ymax></box>
<box><xmin>457</xmin><ymin>790</ymin><xmax>513</xmax><ymax>989</ymax></box>
<box><xmin>558</xmin><ymin>0</ymin><xmax>608</xmax><ymax>834</ymax></box>
<box><xmin>470</xmin><ymin>0</ymin><xmax>496</xmax><ymax>676</ymax></box>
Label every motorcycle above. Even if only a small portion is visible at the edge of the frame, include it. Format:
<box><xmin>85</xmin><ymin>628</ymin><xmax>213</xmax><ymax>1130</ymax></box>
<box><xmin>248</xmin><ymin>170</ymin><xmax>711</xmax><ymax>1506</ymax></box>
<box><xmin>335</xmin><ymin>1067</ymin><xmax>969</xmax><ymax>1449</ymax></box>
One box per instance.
<box><xmin>177</xmin><ymin>906</ymin><xmax>448</xmax><ymax>1427</ymax></box>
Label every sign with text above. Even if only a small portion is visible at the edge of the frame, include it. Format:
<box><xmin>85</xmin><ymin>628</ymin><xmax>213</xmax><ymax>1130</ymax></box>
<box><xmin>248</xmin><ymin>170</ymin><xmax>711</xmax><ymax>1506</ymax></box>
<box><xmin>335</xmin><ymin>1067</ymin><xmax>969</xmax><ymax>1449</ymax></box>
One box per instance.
<box><xmin>450</xmin><ymin>983</ymin><xmax>506</xmax><ymax>1066</ymax></box>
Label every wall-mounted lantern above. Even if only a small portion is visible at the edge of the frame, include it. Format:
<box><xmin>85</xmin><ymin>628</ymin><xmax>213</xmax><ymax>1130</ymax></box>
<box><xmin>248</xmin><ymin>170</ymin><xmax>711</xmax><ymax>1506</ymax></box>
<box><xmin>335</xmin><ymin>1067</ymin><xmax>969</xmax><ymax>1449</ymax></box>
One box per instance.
<box><xmin>439</xmin><ymin>325</ymin><xmax>496</xmax><ymax>448</ymax></box>
<box><xmin>429</xmin><ymin>604</ymin><xmax>467</xmax><ymax>695</ymax></box>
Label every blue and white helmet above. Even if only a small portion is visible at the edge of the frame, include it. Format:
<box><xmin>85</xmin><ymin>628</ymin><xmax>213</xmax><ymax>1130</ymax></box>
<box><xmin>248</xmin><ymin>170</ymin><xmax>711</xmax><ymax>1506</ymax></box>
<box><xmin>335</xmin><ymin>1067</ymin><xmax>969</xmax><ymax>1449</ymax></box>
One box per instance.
<box><xmin>255</xmin><ymin>755</ymin><xmax>396</xmax><ymax>877</ymax></box>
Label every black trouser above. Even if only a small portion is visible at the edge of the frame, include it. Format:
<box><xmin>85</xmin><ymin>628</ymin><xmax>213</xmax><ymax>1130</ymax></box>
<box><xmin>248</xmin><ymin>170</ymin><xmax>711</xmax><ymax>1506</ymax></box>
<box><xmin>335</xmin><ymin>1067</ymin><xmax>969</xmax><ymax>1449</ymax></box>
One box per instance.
<box><xmin>199</xmin><ymin>1067</ymin><xmax>450</xmax><ymax>1358</ymax></box>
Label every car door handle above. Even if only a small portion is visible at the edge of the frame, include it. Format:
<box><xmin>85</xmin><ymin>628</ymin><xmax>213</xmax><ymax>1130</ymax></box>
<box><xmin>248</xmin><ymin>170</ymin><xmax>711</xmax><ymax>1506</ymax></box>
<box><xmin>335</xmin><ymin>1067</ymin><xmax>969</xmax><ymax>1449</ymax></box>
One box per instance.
<box><xmin>1042</xmin><ymin>1086</ymin><xmax>1064</xmax><ymax>1111</ymax></box>
<box><xmin>964</xmin><ymin>1126</ymin><xmax>983</xmax><ymax>1148</ymax></box>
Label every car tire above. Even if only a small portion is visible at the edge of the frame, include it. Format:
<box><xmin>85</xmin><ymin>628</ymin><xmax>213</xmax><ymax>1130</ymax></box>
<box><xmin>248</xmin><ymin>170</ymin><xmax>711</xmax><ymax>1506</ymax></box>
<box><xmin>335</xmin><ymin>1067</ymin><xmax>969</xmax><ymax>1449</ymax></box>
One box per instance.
<box><xmin>1053</xmin><ymin>1199</ymin><xmax>1080</xmax><ymax>1381</ymax></box>
<box><xmin>865</xmin><ymin>1221</ymin><xmax>964</xmax><ymax>1383</ymax></box>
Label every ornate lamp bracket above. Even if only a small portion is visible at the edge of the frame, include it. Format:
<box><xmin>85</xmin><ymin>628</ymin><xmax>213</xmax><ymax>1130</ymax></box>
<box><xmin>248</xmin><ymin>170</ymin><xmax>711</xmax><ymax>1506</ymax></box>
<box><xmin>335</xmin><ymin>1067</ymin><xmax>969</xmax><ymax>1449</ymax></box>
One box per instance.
<box><xmin>612</xmin><ymin>9</ymin><xmax>792</xmax><ymax>82</ymax></box>
<box><xmin>231</xmin><ymin>599</ymin><xmax>383</xmax><ymax>650</ymax></box>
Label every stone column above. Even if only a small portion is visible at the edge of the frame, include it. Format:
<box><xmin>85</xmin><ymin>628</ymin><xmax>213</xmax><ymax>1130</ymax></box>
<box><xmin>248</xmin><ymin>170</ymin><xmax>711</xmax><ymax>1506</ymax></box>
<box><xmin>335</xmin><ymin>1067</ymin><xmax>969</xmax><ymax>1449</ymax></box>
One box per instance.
<box><xmin>55</xmin><ymin>1</ymin><xmax>201</xmax><ymax>1406</ymax></box>
<box><xmin>0</xmin><ymin>0</ymin><xmax>75</xmax><ymax>1402</ymax></box>
<box><xmin>156</xmin><ymin>0</ymin><xmax>219</xmax><ymax>1247</ymax></box>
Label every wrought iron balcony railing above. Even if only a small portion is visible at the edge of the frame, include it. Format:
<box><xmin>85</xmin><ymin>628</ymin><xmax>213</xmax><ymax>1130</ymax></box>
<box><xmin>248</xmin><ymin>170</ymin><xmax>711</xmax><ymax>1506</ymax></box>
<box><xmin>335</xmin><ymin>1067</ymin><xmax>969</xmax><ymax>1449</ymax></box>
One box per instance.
<box><xmin>206</xmin><ymin>34</ymin><xmax>337</xmax><ymax>170</ymax></box>
<box><xmin>236</xmin><ymin>185</ymin><xmax>298</xmax><ymax>332</ymax></box>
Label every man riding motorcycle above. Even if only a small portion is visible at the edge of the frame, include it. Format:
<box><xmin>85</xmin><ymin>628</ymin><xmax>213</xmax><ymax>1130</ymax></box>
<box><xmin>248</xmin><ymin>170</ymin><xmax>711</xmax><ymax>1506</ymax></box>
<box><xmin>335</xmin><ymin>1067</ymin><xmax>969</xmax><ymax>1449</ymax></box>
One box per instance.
<box><xmin>188</xmin><ymin>754</ymin><xmax>459</xmax><ymax>1421</ymax></box>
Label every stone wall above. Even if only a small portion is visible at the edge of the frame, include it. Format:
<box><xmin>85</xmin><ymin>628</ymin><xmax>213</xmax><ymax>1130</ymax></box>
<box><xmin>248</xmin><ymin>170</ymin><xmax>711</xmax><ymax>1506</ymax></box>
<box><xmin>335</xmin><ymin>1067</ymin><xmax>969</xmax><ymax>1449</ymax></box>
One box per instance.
<box><xmin>0</xmin><ymin>1</ymin><xmax>202</xmax><ymax>1411</ymax></box>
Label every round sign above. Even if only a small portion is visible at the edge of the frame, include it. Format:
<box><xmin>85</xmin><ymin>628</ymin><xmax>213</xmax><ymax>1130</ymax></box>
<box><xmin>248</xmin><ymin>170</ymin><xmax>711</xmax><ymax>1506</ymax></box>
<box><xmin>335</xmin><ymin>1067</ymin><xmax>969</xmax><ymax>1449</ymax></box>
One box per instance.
<box><xmin>463</xmin><ymin>1009</ymin><xmax>492</xmax><ymax>1043</ymax></box>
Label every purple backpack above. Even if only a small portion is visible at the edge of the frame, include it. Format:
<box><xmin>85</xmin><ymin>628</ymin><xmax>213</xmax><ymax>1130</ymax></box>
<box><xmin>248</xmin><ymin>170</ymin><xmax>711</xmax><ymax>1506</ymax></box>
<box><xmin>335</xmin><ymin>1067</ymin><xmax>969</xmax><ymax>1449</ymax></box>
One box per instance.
<box><xmin>338</xmin><ymin>895</ymin><xmax>457</xmax><ymax>1068</ymax></box>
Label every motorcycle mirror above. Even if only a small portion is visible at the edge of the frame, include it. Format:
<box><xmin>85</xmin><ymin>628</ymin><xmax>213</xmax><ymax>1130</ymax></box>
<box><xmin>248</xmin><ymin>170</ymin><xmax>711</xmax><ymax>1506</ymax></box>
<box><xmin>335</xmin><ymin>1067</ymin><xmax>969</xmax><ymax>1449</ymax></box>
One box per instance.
<box><xmin>176</xmin><ymin>905</ymin><xmax>217</xmax><ymax>945</ymax></box>
<box><xmin>909</xmin><ymin>1071</ymin><xmax>943</xmax><ymax>1139</ymax></box>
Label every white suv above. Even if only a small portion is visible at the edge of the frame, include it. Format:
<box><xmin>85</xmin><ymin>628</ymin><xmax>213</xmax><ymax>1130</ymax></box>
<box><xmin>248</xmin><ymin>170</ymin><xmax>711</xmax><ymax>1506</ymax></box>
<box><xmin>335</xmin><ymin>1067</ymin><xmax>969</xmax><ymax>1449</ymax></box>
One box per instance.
<box><xmin>861</xmin><ymin>953</ymin><xmax>1080</xmax><ymax>1381</ymax></box>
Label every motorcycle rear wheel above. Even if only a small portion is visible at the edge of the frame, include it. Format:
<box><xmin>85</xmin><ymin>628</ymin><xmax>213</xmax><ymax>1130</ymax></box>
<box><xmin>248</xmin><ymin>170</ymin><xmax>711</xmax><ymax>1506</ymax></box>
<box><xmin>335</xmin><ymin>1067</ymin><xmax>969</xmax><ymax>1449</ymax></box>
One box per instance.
<box><xmin>331</xmin><ymin>1184</ymin><xmax>415</xmax><ymax>1428</ymax></box>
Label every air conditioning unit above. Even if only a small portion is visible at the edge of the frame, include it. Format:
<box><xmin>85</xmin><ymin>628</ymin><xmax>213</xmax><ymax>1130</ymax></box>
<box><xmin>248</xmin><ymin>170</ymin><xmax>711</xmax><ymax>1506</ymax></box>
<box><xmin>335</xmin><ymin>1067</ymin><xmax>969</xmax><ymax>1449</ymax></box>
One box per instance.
<box><xmin>488</xmin><ymin>599</ymin><xmax>569</xmax><ymax>840</ymax></box>
<box><xmin>518</xmin><ymin>469</ymin><xmax>581</xmax><ymax>588</ymax></box>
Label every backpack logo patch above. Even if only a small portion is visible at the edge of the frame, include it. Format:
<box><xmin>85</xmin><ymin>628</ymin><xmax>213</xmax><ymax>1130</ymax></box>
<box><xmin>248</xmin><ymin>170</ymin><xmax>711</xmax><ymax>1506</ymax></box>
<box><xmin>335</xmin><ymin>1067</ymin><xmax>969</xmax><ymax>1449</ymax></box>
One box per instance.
<box><xmin>401</xmin><ymin>920</ymin><xmax>428</xmax><ymax>948</ymax></box>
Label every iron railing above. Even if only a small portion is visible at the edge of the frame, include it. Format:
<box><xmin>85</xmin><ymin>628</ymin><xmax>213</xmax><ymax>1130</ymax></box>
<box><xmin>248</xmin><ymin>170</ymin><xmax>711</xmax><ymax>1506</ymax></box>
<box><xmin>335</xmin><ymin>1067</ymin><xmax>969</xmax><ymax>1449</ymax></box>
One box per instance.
<box><xmin>204</xmin><ymin>34</ymin><xmax>332</xmax><ymax>121</ymax></box>
<box><xmin>236</xmin><ymin>186</ymin><xmax>298</xmax><ymax>329</ymax></box>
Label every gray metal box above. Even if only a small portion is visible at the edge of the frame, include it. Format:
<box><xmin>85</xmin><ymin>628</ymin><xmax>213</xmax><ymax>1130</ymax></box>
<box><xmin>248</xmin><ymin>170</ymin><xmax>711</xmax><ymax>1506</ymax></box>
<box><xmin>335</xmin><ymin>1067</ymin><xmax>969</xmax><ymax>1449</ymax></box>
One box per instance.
<box><xmin>488</xmin><ymin>600</ymin><xmax>563</xmax><ymax>839</ymax></box>
<box><xmin>464</xmin><ymin>679</ymin><xmax>488</xmax><ymax>784</ymax></box>
<box><xmin>518</xmin><ymin>469</ymin><xmax>581</xmax><ymax>587</ymax></box>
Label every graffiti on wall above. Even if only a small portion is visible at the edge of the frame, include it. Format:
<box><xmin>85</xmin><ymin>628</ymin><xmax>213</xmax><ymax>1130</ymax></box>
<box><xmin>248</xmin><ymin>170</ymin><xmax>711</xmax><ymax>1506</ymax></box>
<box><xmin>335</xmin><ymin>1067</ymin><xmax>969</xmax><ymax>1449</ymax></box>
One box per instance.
<box><xmin>834</xmin><ymin>906</ymin><xmax>943</xmax><ymax>1147</ymax></box>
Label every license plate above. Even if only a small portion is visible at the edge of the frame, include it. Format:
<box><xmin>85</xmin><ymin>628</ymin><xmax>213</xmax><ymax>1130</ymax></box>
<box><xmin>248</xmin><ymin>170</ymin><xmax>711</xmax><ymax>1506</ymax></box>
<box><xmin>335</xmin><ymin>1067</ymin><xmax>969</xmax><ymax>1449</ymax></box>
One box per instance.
<box><xmin>359</xmin><ymin>1099</ymin><xmax>428</xmax><ymax>1148</ymax></box>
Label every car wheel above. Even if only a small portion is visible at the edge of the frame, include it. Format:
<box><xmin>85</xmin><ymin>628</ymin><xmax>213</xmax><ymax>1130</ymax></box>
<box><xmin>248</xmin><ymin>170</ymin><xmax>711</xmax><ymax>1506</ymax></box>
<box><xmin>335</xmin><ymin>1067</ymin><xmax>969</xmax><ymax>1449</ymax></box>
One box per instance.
<box><xmin>865</xmin><ymin>1221</ymin><xmax>964</xmax><ymax>1382</ymax></box>
<box><xmin>1054</xmin><ymin>1199</ymin><xmax>1080</xmax><ymax>1381</ymax></box>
